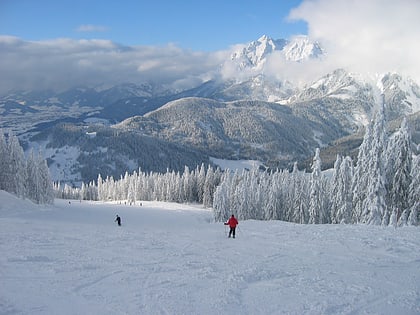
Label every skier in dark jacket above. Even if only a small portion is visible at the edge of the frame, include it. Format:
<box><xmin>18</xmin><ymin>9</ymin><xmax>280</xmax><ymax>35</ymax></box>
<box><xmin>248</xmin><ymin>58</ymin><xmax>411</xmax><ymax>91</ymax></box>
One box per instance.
<box><xmin>224</xmin><ymin>214</ymin><xmax>238</xmax><ymax>238</ymax></box>
<box><xmin>115</xmin><ymin>214</ymin><xmax>121</xmax><ymax>226</ymax></box>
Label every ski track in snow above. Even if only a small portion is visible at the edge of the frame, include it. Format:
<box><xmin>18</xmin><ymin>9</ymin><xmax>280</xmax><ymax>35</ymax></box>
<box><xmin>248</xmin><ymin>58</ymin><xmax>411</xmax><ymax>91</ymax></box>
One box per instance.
<box><xmin>0</xmin><ymin>194</ymin><xmax>419</xmax><ymax>315</ymax></box>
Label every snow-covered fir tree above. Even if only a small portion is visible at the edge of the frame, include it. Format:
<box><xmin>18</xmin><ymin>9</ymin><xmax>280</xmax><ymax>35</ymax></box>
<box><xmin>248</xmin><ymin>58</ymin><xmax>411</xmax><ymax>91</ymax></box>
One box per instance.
<box><xmin>362</xmin><ymin>104</ymin><xmax>387</xmax><ymax>225</ymax></box>
<box><xmin>329</xmin><ymin>154</ymin><xmax>354</xmax><ymax>224</ymax></box>
<box><xmin>385</xmin><ymin>118</ymin><xmax>412</xmax><ymax>225</ymax></box>
<box><xmin>203</xmin><ymin>166</ymin><xmax>218</xmax><ymax>207</ymax></box>
<box><xmin>352</xmin><ymin>122</ymin><xmax>372</xmax><ymax>223</ymax></box>
<box><xmin>289</xmin><ymin>163</ymin><xmax>309</xmax><ymax>224</ymax></box>
<box><xmin>196</xmin><ymin>164</ymin><xmax>206</xmax><ymax>204</ymax></box>
<box><xmin>265</xmin><ymin>170</ymin><xmax>283</xmax><ymax>220</ymax></box>
<box><xmin>7</xmin><ymin>132</ymin><xmax>27</xmax><ymax>198</ymax></box>
<box><xmin>0</xmin><ymin>132</ymin><xmax>9</xmax><ymax>191</ymax></box>
<box><xmin>335</xmin><ymin>156</ymin><xmax>354</xmax><ymax>224</ymax></box>
<box><xmin>330</xmin><ymin>155</ymin><xmax>343</xmax><ymax>224</ymax></box>
<box><xmin>407</xmin><ymin>155</ymin><xmax>419</xmax><ymax>225</ymax></box>
<box><xmin>0</xmin><ymin>131</ymin><xmax>53</xmax><ymax>204</ymax></box>
<box><xmin>28</xmin><ymin>151</ymin><xmax>54</xmax><ymax>204</ymax></box>
<box><xmin>212</xmin><ymin>171</ymin><xmax>233</xmax><ymax>222</ymax></box>
<box><xmin>308</xmin><ymin>148</ymin><xmax>327</xmax><ymax>224</ymax></box>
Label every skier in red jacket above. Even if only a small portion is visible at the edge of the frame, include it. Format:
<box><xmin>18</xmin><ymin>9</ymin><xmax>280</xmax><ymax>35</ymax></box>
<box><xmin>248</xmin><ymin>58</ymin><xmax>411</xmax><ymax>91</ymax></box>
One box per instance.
<box><xmin>224</xmin><ymin>214</ymin><xmax>238</xmax><ymax>238</ymax></box>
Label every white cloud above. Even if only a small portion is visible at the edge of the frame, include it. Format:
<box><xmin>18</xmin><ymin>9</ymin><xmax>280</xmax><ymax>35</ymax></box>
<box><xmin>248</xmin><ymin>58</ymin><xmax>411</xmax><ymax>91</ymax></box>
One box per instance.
<box><xmin>76</xmin><ymin>24</ymin><xmax>108</xmax><ymax>32</ymax></box>
<box><xmin>0</xmin><ymin>36</ymin><xmax>228</xmax><ymax>94</ymax></box>
<box><xmin>264</xmin><ymin>51</ymin><xmax>336</xmax><ymax>88</ymax></box>
<box><xmin>288</xmin><ymin>0</ymin><xmax>420</xmax><ymax>84</ymax></box>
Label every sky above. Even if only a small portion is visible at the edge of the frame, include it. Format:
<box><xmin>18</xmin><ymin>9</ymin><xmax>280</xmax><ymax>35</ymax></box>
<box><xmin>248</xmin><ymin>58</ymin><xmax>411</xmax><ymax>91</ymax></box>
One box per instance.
<box><xmin>1</xmin><ymin>0</ymin><xmax>420</xmax><ymax>93</ymax></box>
<box><xmin>0</xmin><ymin>0</ymin><xmax>306</xmax><ymax>51</ymax></box>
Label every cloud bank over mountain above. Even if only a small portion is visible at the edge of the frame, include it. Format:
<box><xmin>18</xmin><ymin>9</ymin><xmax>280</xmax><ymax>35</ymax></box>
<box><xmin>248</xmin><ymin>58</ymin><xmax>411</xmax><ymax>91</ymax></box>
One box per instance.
<box><xmin>0</xmin><ymin>36</ymin><xmax>227</xmax><ymax>93</ymax></box>
<box><xmin>1</xmin><ymin>0</ymin><xmax>419</xmax><ymax>94</ymax></box>
<box><xmin>288</xmin><ymin>0</ymin><xmax>420</xmax><ymax>84</ymax></box>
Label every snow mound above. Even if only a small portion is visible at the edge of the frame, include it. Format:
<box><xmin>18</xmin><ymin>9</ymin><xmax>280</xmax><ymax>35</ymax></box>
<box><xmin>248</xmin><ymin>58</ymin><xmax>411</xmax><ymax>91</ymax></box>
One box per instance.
<box><xmin>0</xmin><ymin>190</ymin><xmax>47</xmax><ymax>217</ymax></box>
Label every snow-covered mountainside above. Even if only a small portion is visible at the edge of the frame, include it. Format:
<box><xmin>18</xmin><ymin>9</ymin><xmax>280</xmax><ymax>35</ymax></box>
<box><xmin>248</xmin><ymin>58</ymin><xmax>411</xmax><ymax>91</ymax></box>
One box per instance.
<box><xmin>1</xmin><ymin>35</ymin><xmax>420</xmax><ymax>184</ymax></box>
<box><xmin>28</xmin><ymin>121</ymin><xmax>210</xmax><ymax>185</ymax></box>
<box><xmin>139</xmin><ymin>97</ymin><xmax>344</xmax><ymax>159</ymax></box>
<box><xmin>381</xmin><ymin>73</ymin><xmax>420</xmax><ymax>119</ymax></box>
<box><xmin>1</xmin><ymin>191</ymin><xmax>419</xmax><ymax>315</ymax></box>
<box><xmin>25</xmin><ymin>96</ymin><xmax>345</xmax><ymax>183</ymax></box>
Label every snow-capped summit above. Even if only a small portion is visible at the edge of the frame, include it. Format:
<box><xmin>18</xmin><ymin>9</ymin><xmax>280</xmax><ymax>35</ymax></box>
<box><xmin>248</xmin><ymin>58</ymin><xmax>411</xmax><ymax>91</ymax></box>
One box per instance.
<box><xmin>229</xmin><ymin>35</ymin><xmax>323</xmax><ymax>72</ymax></box>
<box><xmin>283</xmin><ymin>35</ymin><xmax>324</xmax><ymax>62</ymax></box>
<box><xmin>230</xmin><ymin>35</ymin><xmax>287</xmax><ymax>70</ymax></box>
<box><xmin>246</xmin><ymin>35</ymin><xmax>286</xmax><ymax>65</ymax></box>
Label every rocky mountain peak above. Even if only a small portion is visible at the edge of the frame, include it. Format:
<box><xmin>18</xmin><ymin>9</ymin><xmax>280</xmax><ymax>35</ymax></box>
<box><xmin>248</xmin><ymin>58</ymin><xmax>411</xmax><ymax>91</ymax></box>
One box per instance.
<box><xmin>283</xmin><ymin>35</ymin><xmax>324</xmax><ymax>62</ymax></box>
<box><xmin>230</xmin><ymin>35</ymin><xmax>324</xmax><ymax>72</ymax></box>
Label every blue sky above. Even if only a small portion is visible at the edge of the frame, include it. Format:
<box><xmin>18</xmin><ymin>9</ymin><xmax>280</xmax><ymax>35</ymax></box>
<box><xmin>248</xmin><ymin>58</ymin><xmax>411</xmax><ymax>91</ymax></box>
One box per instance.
<box><xmin>0</xmin><ymin>0</ymin><xmax>307</xmax><ymax>51</ymax></box>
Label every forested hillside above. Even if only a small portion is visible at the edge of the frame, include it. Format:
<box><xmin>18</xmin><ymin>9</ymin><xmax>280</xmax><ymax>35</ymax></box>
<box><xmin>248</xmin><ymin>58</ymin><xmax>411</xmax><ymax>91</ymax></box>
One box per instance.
<box><xmin>57</xmin><ymin>106</ymin><xmax>419</xmax><ymax>226</ymax></box>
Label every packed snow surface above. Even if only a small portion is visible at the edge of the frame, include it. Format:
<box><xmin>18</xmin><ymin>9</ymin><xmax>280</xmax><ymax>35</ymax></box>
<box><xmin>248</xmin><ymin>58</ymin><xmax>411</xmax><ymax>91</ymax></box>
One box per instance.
<box><xmin>1</xmin><ymin>191</ymin><xmax>419</xmax><ymax>315</ymax></box>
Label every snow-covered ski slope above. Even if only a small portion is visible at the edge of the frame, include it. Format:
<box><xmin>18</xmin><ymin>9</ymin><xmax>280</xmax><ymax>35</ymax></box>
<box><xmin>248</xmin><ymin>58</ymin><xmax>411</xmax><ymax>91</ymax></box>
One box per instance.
<box><xmin>1</xmin><ymin>191</ymin><xmax>419</xmax><ymax>315</ymax></box>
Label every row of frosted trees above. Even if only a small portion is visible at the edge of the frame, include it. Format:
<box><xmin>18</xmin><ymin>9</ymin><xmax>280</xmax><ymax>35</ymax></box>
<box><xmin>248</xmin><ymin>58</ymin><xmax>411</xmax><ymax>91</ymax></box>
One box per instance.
<box><xmin>55</xmin><ymin>164</ymin><xmax>222</xmax><ymax>208</ymax></box>
<box><xmin>214</xmin><ymin>106</ymin><xmax>419</xmax><ymax>226</ymax></box>
<box><xmin>0</xmin><ymin>131</ymin><xmax>54</xmax><ymax>204</ymax></box>
<box><xmin>55</xmin><ymin>105</ymin><xmax>419</xmax><ymax>226</ymax></box>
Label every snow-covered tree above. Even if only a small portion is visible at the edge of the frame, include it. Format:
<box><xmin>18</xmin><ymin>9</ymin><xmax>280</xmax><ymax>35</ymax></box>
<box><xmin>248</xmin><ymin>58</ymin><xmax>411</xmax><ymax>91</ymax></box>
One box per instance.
<box><xmin>335</xmin><ymin>156</ymin><xmax>354</xmax><ymax>224</ymax></box>
<box><xmin>361</xmin><ymin>104</ymin><xmax>387</xmax><ymax>225</ymax></box>
<box><xmin>196</xmin><ymin>164</ymin><xmax>206</xmax><ymax>203</ymax></box>
<box><xmin>248</xmin><ymin>167</ymin><xmax>263</xmax><ymax>220</ymax></box>
<box><xmin>212</xmin><ymin>171</ymin><xmax>232</xmax><ymax>222</ymax></box>
<box><xmin>127</xmin><ymin>172</ymin><xmax>136</xmax><ymax>205</ymax></box>
<box><xmin>232</xmin><ymin>174</ymin><xmax>248</xmax><ymax>220</ymax></box>
<box><xmin>308</xmin><ymin>148</ymin><xmax>326</xmax><ymax>224</ymax></box>
<box><xmin>385</xmin><ymin>118</ymin><xmax>412</xmax><ymax>224</ymax></box>
<box><xmin>265</xmin><ymin>171</ymin><xmax>282</xmax><ymax>220</ymax></box>
<box><xmin>352</xmin><ymin>123</ymin><xmax>372</xmax><ymax>223</ymax></box>
<box><xmin>6</xmin><ymin>132</ymin><xmax>27</xmax><ymax>197</ymax></box>
<box><xmin>407</xmin><ymin>155</ymin><xmax>419</xmax><ymax>225</ymax></box>
<box><xmin>330</xmin><ymin>155</ymin><xmax>342</xmax><ymax>224</ymax></box>
<box><xmin>0</xmin><ymin>132</ymin><xmax>9</xmax><ymax>191</ymax></box>
<box><xmin>203</xmin><ymin>166</ymin><xmax>215</xmax><ymax>207</ymax></box>
<box><xmin>36</xmin><ymin>155</ymin><xmax>54</xmax><ymax>204</ymax></box>
<box><xmin>25</xmin><ymin>150</ymin><xmax>40</xmax><ymax>202</ymax></box>
<box><xmin>0</xmin><ymin>130</ymin><xmax>53</xmax><ymax>204</ymax></box>
<box><xmin>289</xmin><ymin>163</ymin><xmax>309</xmax><ymax>224</ymax></box>
<box><xmin>97</xmin><ymin>174</ymin><xmax>104</xmax><ymax>200</ymax></box>
<box><xmin>389</xmin><ymin>207</ymin><xmax>398</xmax><ymax>228</ymax></box>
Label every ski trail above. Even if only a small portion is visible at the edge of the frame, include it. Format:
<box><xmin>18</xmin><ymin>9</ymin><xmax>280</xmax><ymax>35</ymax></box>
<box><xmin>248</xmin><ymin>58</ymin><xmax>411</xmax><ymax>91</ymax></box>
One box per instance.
<box><xmin>1</xmin><ymin>197</ymin><xmax>419</xmax><ymax>314</ymax></box>
<box><xmin>73</xmin><ymin>270</ymin><xmax>123</xmax><ymax>293</ymax></box>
